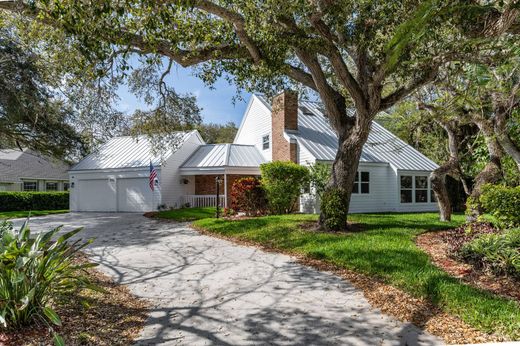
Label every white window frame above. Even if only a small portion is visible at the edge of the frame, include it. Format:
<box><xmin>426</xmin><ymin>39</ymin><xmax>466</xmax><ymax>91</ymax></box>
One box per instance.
<box><xmin>23</xmin><ymin>181</ymin><xmax>38</xmax><ymax>191</ymax></box>
<box><xmin>262</xmin><ymin>134</ymin><xmax>270</xmax><ymax>150</ymax></box>
<box><xmin>399</xmin><ymin>174</ymin><xmax>435</xmax><ymax>204</ymax></box>
<box><xmin>45</xmin><ymin>181</ymin><xmax>59</xmax><ymax>191</ymax></box>
<box><xmin>352</xmin><ymin>171</ymin><xmax>370</xmax><ymax>195</ymax></box>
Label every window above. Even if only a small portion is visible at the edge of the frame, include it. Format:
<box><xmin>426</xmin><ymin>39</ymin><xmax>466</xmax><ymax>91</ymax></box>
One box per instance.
<box><xmin>400</xmin><ymin>175</ymin><xmax>433</xmax><ymax>203</ymax></box>
<box><xmin>63</xmin><ymin>183</ymin><xmax>70</xmax><ymax>191</ymax></box>
<box><xmin>46</xmin><ymin>182</ymin><xmax>58</xmax><ymax>191</ymax></box>
<box><xmin>262</xmin><ymin>135</ymin><xmax>270</xmax><ymax>150</ymax></box>
<box><xmin>23</xmin><ymin>181</ymin><xmax>37</xmax><ymax>191</ymax></box>
<box><xmin>352</xmin><ymin>171</ymin><xmax>370</xmax><ymax>194</ymax></box>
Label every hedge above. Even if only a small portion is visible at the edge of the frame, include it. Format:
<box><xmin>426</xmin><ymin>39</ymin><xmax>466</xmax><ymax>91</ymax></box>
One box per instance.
<box><xmin>0</xmin><ymin>192</ymin><xmax>69</xmax><ymax>212</ymax></box>
<box><xmin>480</xmin><ymin>184</ymin><xmax>520</xmax><ymax>228</ymax></box>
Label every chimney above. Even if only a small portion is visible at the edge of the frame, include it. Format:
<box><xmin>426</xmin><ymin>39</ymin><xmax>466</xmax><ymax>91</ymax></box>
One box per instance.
<box><xmin>271</xmin><ymin>90</ymin><xmax>298</xmax><ymax>162</ymax></box>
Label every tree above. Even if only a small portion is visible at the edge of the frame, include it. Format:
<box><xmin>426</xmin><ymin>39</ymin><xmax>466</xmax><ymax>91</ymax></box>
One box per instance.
<box><xmin>197</xmin><ymin>122</ymin><xmax>237</xmax><ymax>144</ymax></box>
<box><xmin>0</xmin><ymin>29</ymin><xmax>84</xmax><ymax>158</ymax></box>
<box><xmin>2</xmin><ymin>0</ymin><xmax>518</xmax><ymax>229</ymax></box>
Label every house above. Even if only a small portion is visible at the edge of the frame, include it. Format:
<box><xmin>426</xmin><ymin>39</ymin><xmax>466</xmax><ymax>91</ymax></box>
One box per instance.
<box><xmin>234</xmin><ymin>91</ymin><xmax>439</xmax><ymax>213</ymax></box>
<box><xmin>0</xmin><ymin>149</ymin><xmax>70</xmax><ymax>192</ymax></box>
<box><xmin>69</xmin><ymin>91</ymin><xmax>439</xmax><ymax>213</ymax></box>
<box><xmin>69</xmin><ymin>131</ymin><xmax>265</xmax><ymax>212</ymax></box>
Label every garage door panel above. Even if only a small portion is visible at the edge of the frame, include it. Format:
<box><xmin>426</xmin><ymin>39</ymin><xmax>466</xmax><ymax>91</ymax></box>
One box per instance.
<box><xmin>117</xmin><ymin>178</ymin><xmax>154</xmax><ymax>212</ymax></box>
<box><xmin>78</xmin><ymin>179</ymin><xmax>116</xmax><ymax>212</ymax></box>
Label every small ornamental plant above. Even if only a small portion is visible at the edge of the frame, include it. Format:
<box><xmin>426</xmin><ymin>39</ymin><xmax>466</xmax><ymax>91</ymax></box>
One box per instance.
<box><xmin>230</xmin><ymin>177</ymin><xmax>267</xmax><ymax>216</ymax></box>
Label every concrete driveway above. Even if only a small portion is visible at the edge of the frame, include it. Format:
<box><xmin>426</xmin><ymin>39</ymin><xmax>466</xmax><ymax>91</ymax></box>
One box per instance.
<box><xmin>15</xmin><ymin>213</ymin><xmax>443</xmax><ymax>346</ymax></box>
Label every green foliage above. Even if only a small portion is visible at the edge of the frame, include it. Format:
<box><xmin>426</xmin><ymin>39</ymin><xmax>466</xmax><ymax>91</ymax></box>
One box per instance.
<box><xmin>479</xmin><ymin>184</ymin><xmax>520</xmax><ymax>228</ymax></box>
<box><xmin>320</xmin><ymin>188</ymin><xmax>348</xmax><ymax>231</ymax></box>
<box><xmin>197</xmin><ymin>122</ymin><xmax>238</xmax><ymax>144</ymax></box>
<box><xmin>0</xmin><ymin>192</ymin><xmax>69</xmax><ymax>212</ymax></box>
<box><xmin>0</xmin><ymin>219</ymin><xmax>95</xmax><ymax>332</ymax></box>
<box><xmin>308</xmin><ymin>162</ymin><xmax>331</xmax><ymax>198</ymax></box>
<box><xmin>194</xmin><ymin>212</ymin><xmax>520</xmax><ymax>339</ymax></box>
<box><xmin>230</xmin><ymin>177</ymin><xmax>267</xmax><ymax>216</ymax></box>
<box><xmin>459</xmin><ymin>228</ymin><xmax>520</xmax><ymax>278</ymax></box>
<box><xmin>260</xmin><ymin>161</ymin><xmax>309</xmax><ymax>214</ymax></box>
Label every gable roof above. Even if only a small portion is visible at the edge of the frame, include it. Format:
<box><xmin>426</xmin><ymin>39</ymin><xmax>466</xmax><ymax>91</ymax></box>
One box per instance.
<box><xmin>0</xmin><ymin>149</ymin><xmax>69</xmax><ymax>183</ymax></box>
<box><xmin>255</xmin><ymin>95</ymin><xmax>438</xmax><ymax>171</ymax></box>
<box><xmin>70</xmin><ymin>132</ymin><xmax>196</xmax><ymax>171</ymax></box>
<box><xmin>181</xmin><ymin>144</ymin><xmax>266</xmax><ymax>169</ymax></box>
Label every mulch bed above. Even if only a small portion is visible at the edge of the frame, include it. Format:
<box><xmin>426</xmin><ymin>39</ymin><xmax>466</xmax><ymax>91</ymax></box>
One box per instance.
<box><xmin>416</xmin><ymin>224</ymin><xmax>520</xmax><ymax>303</ymax></box>
<box><xmin>191</xmin><ymin>224</ymin><xmax>507</xmax><ymax>345</ymax></box>
<box><xmin>1</xmin><ymin>256</ymin><xmax>148</xmax><ymax>346</ymax></box>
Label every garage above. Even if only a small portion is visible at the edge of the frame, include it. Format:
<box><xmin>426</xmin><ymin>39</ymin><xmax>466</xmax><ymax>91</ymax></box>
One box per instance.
<box><xmin>117</xmin><ymin>177</ymin><xmax>154</xmax><ymax>212</ymax></box>
<box><xmin>77</xmin><ymin>179</ymin><xmax>116</xmax><ymax>212</ymax></box>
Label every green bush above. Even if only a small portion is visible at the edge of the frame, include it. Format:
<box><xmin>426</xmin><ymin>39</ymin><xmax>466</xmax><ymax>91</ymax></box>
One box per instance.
<box><xmin>308</xmin><ymin>162</ymin><xmax>331</xmax><ymax>198</ymax></box>
<box><xmin>0</xmin><ymin>192</ymin><xmax>69</xmax><ymax>212</ymax></box>
<box><xmin>459</xmin><ymin>228</ymin><xmax>520</xmax><ymax>278</ymax></box>
<box><xmin>0</xmin><ymin>219</ymin><xmax>96</xmax><ymax>340</ymax></box>
<box><xmin>320</xmin><ymin>188</ymin><xmax>348</xmax><ymax>231</ymax></box>
<box><xmin>260</xmin><ymin>161</ymin><xmax>309</xmax><ymax>214</ymax></box>
<box><xmin>479</xmin><ymin>184</ymin><xmax>520</xmax><ymax>228</ymax></box>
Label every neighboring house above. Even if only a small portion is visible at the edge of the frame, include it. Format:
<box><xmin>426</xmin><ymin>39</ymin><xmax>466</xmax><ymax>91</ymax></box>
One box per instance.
<box><xmin>234</xmin><ymin>92</ymin><xmax>439</xmax><ymax>213</ymax></box>
<box><xmin>70</xmin><ymin>91</ymin><xmax>439</xmax><ymax>213</ymax></box>
<box><xmin>0</xmin><ymin>149</ymin><xmax>70</xmax><ymax>192</ymax></box>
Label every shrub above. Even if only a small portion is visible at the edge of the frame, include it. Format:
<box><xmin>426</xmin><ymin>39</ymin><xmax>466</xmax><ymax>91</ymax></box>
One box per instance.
<box><xmin>479</xmin><ymin>184</ymin><xmax>520</xmax><ymax>228</ymax></box>
<box><xmin>0</xmin><ymin>192</ymin><xmax>69</xmax><ymax>212</ymax></box>
<box><xmin>230</xmin><ymin>177</ymin><xmax>267</xmax><ymax>216</ymax></box>
<box><xmin>0</xmin><ymin>219</ymin><xmax>96</xmax><ymax>340</ymax></box>
<box><xmin>260</xmin><ymin>161</ymin><xmax>309</xmax><ymax>214</ymax></box>
<box><xmin>320</xmin><ymin>188</ymin><xmax>348</xmax><ymax>231</ymax></box>
<box><xmin>308</xmin><ymin>162</ymin><xmax>331</xmax><ymax>198</ymax></box>
<box><xmin>459</xmin><ymin>228</ymin><xmax>520</xmax><ymax>278</ymax></box>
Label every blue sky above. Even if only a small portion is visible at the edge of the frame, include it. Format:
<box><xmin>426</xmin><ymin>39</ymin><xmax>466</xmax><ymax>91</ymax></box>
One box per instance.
<box><xmin>116</xmin><ymin>64</ymin><xmax>251</xmax><ymax>126</ymax></box>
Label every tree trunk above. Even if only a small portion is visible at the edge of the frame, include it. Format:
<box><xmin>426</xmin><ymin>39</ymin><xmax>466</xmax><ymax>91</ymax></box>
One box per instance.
<box><xmin>318</xmin><ymin>122</ymin><xmax>370</xmax><ymax>231</ymax></box>
<box><xmin>430</xmin><ymin>121</ymin><xmax>461</xmax><ymax>222</ymax></box>
<box><xmin>467</xmin><ymin>118</ymin><xmax>504</xmax><ymax>221</ymax></box>
<box><xmin>494</xmin><ymin>107</ymin><xmax>520</xmax><ymax>173</ymax></box>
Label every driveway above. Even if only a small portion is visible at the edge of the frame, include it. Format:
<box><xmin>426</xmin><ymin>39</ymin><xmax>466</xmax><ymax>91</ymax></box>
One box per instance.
<box><xmin>16</xmin><ymin>213</ymin><xmax>443</xmax><ymax>346</ymax></box>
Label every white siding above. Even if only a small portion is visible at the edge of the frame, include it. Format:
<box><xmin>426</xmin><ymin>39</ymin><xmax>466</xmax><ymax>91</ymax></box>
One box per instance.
<box><xmin>298</xmin><ymin>145</ymin><xmax>315</xmax><ymax>166</ymax></box>
<box><xmin>234</xmin><ymin>96</ymin><xmax>272</xmax><ymax>161</ymax></box>
<box><xmin>160</xmin><ymin>132</ymin><xmax>205</xmax><ymax>208</ymax></box>
<box><xmin>349</xmin><ymin>164</ymin><xmax>396</xmax><ymax>213</ymax></box>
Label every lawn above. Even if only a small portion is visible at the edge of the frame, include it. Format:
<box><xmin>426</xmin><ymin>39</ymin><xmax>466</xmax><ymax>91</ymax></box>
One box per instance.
<box><xmin>156</xmin><ymin>207</ymin><xmax>216</xmax><ymax>221</ymax></box>
<box><xmin>188</xmin><ymin>212</ymin><xmax>520</xmax><ymax>340</ymax></box>
<box><xmin>0</xmin><ymin>209</ymin><xmax>69</xmax><ymax>220</ymax></box>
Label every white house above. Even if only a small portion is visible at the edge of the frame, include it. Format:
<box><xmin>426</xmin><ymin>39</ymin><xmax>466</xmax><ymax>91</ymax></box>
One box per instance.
<box><xmin>234</xmin><ymin>91</ymin><xmax>439</xmax><ymax>213</ymax></box>
<box><xmin>69</xmin><ymin>91</ymin><xmax>439</xmax><ymax>213</ymax></box>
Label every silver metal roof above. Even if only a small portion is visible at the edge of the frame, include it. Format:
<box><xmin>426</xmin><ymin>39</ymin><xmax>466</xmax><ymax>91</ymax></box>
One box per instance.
<box><xmin>0</xmin><ymin>149</ymin><xmax>69</xmax><ymax>182</ymax></box>
<box><xmin>181</xmin><ymin>144</ymin><xmax>266</xmax><ymax>168</ymax></box>
<box><xmin>256</xmin><ymin>95</ymin><xmax>438</xmax><ymax>171</ymax></box>
<box><xmin>70</xmin><ymin>132</ymin><xmax>192</xmax><ymax>171</ymax></box>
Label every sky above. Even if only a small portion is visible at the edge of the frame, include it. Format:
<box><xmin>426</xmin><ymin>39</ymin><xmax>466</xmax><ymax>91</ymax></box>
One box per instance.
<box><xmin>116</xmin><ymin>63</ymin><xmax>251</xmax><ymax>126</ymax></box>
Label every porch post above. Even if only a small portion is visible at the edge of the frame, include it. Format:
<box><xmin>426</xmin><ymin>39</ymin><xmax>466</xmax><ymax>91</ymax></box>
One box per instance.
<box><xmin>224</xmin><ymin>173</ymin><xmax>228</xmax><ymax>208</ymax></box>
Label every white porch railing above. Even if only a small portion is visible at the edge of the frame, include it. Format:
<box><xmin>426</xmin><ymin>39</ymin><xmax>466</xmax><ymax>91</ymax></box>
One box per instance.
<box><xmin>182</xmin><ymin>195</ymin><xmax>226</xmax><ymax>208</ymax></box>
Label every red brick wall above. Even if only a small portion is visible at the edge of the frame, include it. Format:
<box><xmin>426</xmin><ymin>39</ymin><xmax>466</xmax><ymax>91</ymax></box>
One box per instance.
<box><xmin>272</xmin><ymin>90</ymin><xmax>298</xmax><ymax>163</ymax></box>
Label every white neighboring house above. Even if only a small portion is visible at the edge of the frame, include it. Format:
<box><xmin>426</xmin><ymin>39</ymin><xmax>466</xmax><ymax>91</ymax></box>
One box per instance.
<box><xmin>234</xmin><ymin>91</ymin><xmax>439</xmax><ymax>213</ymax></box>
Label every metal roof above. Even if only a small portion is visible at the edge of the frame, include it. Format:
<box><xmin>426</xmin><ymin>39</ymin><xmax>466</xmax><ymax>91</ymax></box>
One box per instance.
<box><xmin>181</xmin><ymin>144</ymin><xmax>266</xmax><ymax>168</ymax></box>
<box><xmin>256</xmin><ymin>95</ymin><xmax>439</xmax><ymax>171</ymax></box>
<box><xmin>70</xmin><ymin>132</ymin><xmax>193</xmax><ymax>171</ymax></box>
<box><xmin>0</xmin><ymin>149</ymin><xmax>69</xmax><ymax>182</ymax></box>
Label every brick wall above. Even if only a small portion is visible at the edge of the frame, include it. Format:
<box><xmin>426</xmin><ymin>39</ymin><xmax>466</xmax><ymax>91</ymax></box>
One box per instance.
<box><xmin>272</xmin><ymin>90</ymin><xmax>298</xmax><ymax>163</ymax></box>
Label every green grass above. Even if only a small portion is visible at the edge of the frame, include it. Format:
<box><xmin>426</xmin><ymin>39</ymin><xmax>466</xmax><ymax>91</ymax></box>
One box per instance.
<box><xmin>0</xmin><ymin>210</ymin><xmax>69</xmax><ymax>220</ymax></box>
<box><xmin>193</xmin><ymin>212</ymin><xmax>520</xmax><ymax>339</ymax></box>
<box><xmin>156</xmin><ymin>207</ymin><xmax>216</xmax><ymax>221</ymax></box>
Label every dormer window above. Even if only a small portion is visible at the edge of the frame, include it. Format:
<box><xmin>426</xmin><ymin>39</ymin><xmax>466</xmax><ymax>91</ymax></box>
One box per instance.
<box><xmin>300</xmin><ymin>105</ymin><xmax>315</xmax><ymax>116</ymax></box>
<box><xmin>262</xmin><ymin>135</ymin><xmax>270</xmax><ymax>150</ymax></box>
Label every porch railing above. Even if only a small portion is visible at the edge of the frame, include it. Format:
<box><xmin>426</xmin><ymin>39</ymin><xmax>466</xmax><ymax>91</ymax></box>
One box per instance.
<box><xmin>182</xmin><ymin>195</ymin><xmax>226</xmax><ymax>208</ymax></box>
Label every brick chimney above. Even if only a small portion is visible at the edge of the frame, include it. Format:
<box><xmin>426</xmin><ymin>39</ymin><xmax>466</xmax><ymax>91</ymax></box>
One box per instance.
<box><xmin>271</xmin><ymin>90</ymin><xmax>298</xmax><ymax>162</ymax></box>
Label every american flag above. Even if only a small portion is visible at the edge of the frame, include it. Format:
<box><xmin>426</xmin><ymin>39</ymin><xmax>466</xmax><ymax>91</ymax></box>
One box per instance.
<box><xmin>149</xmin><ymin>161</ymin><xmax>158</xmax><ymax>191</ymax></box>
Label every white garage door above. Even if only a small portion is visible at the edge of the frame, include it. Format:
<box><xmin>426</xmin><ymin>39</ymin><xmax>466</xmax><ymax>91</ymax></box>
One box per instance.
<box><xmin>78</xmin><ymin>179</ymin><xmax>116</xmax><ymax>212</ymax></box>
<box><xmin>117</xmin><ymin>178</ymin><xmax>153</xmax><ymax>212</ymax></box>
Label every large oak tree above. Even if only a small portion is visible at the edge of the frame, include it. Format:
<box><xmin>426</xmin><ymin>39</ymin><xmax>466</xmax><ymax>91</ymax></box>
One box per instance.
<box><xmin>2</xmin><ymin>0</ymin><xmax>518</xmax><ymax>229</ymax></box>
